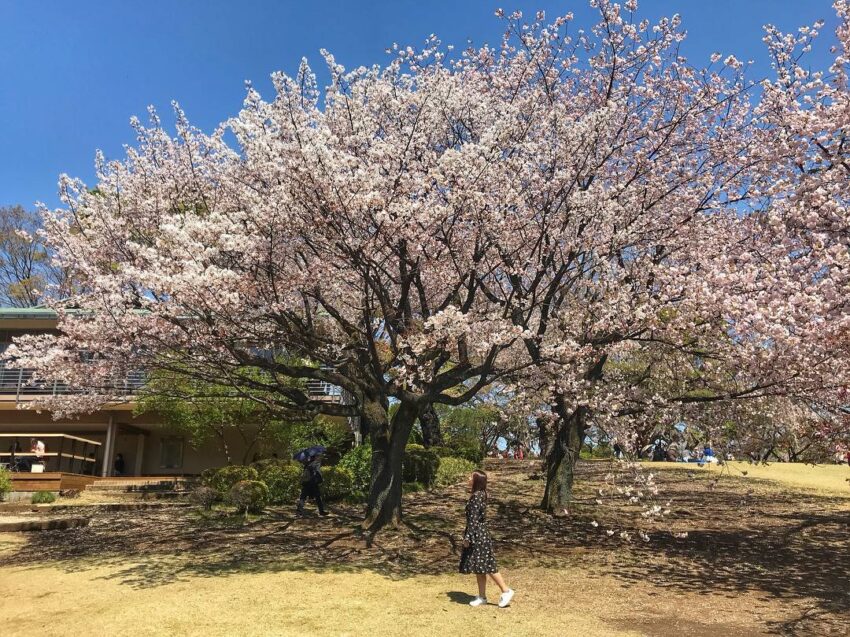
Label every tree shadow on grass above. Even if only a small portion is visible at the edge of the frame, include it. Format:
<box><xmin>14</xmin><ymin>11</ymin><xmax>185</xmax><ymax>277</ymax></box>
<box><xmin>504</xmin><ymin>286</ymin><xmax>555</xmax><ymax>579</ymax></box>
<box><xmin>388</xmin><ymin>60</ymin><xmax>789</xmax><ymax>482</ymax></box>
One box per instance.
<box><xmin>1</xmin><ymin>460</ymin><xmax>848</xmax><ymax>633</ymax></box>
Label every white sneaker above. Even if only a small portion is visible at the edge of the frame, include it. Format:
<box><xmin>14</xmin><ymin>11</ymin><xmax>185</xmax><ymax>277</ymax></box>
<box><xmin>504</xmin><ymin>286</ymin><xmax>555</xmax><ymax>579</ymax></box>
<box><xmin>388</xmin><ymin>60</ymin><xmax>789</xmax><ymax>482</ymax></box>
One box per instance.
<box><xmin>469</xmin><ymin>596</ymin><xmax>487</xmax><ymax>607</ymax></box>
<box><xmin>498</xmin><ymin>589</ymin><xmax>515</xmax><ymax>608</ymax></box>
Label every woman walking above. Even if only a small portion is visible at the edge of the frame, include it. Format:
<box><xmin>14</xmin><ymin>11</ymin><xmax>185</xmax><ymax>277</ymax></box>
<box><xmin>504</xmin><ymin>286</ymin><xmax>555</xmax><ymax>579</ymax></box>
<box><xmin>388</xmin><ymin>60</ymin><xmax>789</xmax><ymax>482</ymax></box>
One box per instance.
<box><xmin>460</xmin><ymin>469</ymin><xmax>515</xmax><ymax>607</ymax></box>
<box><xmin>296</xmin><ymin>451</ymin><xmax>328</xmax><ymax>516</ymax></box>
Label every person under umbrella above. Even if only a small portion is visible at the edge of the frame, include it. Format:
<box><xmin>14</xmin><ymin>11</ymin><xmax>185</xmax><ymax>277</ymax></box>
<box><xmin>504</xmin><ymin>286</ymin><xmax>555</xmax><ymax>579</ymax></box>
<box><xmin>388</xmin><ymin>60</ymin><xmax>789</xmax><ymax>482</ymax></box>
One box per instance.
<box><xmin>295</xmin><ymin>448</ymin><xmax>328</xmax><ymax>516</ymax></box>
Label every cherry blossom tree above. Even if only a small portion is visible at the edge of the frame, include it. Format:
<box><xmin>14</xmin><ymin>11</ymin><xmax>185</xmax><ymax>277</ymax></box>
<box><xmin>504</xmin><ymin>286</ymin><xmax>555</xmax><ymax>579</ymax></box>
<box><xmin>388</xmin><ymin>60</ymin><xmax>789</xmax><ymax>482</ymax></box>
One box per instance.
<box><xmin>7</xmin><ymin>1</ymin><xmax>849</xmax><ymax>532</ymax></box>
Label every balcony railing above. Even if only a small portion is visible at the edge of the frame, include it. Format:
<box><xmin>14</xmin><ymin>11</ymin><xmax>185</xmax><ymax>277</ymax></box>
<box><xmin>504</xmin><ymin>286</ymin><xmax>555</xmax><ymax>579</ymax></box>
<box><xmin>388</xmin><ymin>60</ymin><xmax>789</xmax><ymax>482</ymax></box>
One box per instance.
<box><xmin>306</xmin><ymin>378</ymin><xmax>343</xmax><ymax>400</ymax></box>
<box><xmin>0</xmin><ymin>367</ymin><xmax>146</xmax><ymax>402</ymax></box>
<box><xmin>0</xmin><ymin>367</ymin><xmax>350</xmax><ymax>405</ymax></box>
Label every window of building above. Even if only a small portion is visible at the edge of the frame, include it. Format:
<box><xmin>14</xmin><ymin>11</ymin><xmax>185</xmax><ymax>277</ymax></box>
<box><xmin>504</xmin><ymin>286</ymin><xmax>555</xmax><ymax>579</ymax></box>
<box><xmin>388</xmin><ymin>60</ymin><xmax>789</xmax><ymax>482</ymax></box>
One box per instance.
<box><xmin>159</xmin><ymin>437</ymin><xmax>184</xmax><ymax>469</ymax></box>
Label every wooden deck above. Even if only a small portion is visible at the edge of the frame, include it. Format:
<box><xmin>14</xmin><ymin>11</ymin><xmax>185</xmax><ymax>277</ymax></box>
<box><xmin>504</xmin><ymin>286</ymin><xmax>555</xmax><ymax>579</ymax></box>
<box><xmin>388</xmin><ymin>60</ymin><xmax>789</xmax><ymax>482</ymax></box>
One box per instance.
<box><xmin>10</xmin><ymin>472</ymin><xmax>96</xmax><ymax>492</ymax></box>
<box><xmin>8</xmin><ymin>473</ymin><xmax>194</xmax><ymax>492</ymax></box>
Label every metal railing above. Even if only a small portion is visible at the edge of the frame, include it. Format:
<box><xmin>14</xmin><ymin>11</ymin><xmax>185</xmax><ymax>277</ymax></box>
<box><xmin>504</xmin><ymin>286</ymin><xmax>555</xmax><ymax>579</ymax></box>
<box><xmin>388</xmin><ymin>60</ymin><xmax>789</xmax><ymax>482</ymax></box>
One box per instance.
<box><xmin>306</xmin><ymin>378</ymin><xmax>342</xmax><ymax>400</ymax></box>
<box><xmin>0</xmin><ymin>368</ymin><xmax>146</xmax><ymax>401</ymax></box>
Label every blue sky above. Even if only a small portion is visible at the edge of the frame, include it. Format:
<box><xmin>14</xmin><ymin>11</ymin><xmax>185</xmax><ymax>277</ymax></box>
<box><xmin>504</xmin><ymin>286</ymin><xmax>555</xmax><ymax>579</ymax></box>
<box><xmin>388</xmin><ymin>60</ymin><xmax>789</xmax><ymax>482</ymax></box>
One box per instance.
<box><xmin>0</xmin><ymin>1</ymin><xmax>840</xmax><ymax>209</ymax></box>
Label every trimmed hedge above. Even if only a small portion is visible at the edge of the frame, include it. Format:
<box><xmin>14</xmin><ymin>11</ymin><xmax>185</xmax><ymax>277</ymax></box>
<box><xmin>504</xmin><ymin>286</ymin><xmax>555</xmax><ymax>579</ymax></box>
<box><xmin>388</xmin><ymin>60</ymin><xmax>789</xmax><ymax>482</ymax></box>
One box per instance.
<box><xmin>191</xmin><ymin>485</ymin><xmax>219</xmax><ymax>510</ymax></box>
<box><xmin>206</xmin><ymin>465</ymin><xmax>259</xmax><ymax>495</ymax></box>
<box><xmin>322</xmin><ymin>466</ymin><xmax>354</xmax><ymax>501</ymax></box>
<box><xmin>228</xmin><ymin>480</ymin><xmax>269</xmax><ymax>515</ymax></box>
<box><xmin>435</xmin><ymin>456</ymin><xmax>477</xmax><ymax>488</ymax></box>
<box><xmin>403</xmin><ymin>444</ymin><xmax>440</xmax><ymax>488</ymax></box>
<box><xmin>259</xmin><ymin>462</ymin><xmax>303</xmax><ymax>505</ymax></box>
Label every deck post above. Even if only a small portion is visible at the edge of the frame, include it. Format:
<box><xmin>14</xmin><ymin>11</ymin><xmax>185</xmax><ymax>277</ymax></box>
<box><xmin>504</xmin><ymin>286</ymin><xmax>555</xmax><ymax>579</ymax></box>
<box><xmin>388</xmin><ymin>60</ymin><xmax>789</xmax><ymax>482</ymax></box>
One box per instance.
<box><xmin>134</xmin><ymin>433</ymin><xmax>145</xmax><ymax>476</ymax></box>
<box><xmin>101</xmin><ymin>415</ymin><xmax>116</xmax><ymax>477</ymax></box>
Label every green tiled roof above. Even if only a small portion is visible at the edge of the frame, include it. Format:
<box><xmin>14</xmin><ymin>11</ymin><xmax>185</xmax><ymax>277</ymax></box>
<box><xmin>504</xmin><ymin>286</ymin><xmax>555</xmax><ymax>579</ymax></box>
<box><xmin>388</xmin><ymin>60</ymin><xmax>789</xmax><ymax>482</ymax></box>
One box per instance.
<box><xmin>0</xmin><ymin>307</ymin><xmax>59</xmax><ymax>319</ymax></box>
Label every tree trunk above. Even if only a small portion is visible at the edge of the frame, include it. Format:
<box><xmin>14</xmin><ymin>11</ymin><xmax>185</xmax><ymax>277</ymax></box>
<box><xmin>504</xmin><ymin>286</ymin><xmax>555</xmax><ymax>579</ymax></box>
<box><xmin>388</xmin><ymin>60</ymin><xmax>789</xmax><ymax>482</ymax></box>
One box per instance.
<box><xmin>418</xmin><ymin>402</ymin><xmax>443</xmax><ymax>448</ymax></box>
<box><xmin>541</xmin><ymin>404</ymin><xmax>587</xmax><ymax>513</ymax></box>
<box><xmin>541</xmin><ymin>356</ymin><xmax>606</xmax><ymax>512</ymax></box>
<box><xmin>536</xmin><ymin>416</ymin><xmax>552</xmax><ymax>467</ymax></box>
<box><xmin>363</xmin><ymin>398</ymin><xmax>419</xmax><ymax>539</ymax></box>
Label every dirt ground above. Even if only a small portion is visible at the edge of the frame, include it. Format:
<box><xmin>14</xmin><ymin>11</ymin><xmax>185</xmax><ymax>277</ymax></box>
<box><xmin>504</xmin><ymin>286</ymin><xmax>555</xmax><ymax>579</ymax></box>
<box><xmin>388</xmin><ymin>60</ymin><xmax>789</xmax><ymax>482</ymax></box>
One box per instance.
<box><xmin>1</xmin><ymin>459</ymin><xmax>848</xmax><ymax>637</ymax></box>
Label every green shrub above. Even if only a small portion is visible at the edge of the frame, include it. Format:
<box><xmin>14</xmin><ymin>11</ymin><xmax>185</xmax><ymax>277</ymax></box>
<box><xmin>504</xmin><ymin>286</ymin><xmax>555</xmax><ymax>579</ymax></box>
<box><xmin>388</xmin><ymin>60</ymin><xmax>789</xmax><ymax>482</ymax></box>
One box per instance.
<box><xmin>322</xmin><ymin>466</ymin><xmax>354</xmax><ymax>501</ymax></box>
<box><xmin>207</xmin><ymin>465</ymin><xmax>259</xmax><ymax>495</ymax></box>
<box><xmin>259</xmin><ymin>462</ymin><xmax>303</xmax><ymax>505</ymax></box>
<box><xmin>31</xmin><ymin>491</ymin><xmax>56</xmax><ymax>504</ymax></box>
<box><xmin>435</xmin><ymin>456</ymin><xmax>477</xmax><ymax>488</ymax></box>
<box><xmin>431</xmin><ymin>446</ymin><xmax>456</xmax><ymax>458</ymax></box>
<box><xmin>431</xmin><ymin>442</ymin><xmax>484</xmax><ymax>466</ymax></box>
<box><xmin>403</xmin><ymin>444</ymin><xmax>440</xmax><ymax>488</ymax></box>
<box><xmin>250</xmin><ymin>458</ymin><xmax>279</xmax><ymax>473</ymax></box>
<box><xmin>190</xmin><ymin>485</ymin><xmax>220</xmax><ymax>510</ymax></box>
<box><xmin>338</xmin><ymin>444</ymin><xmax>372</xmax><ymax>494</ymax></box>
<box><xmin>228</xmin><ymin>480</ymin><xmax>269</xmax><ymax>515</ymax></box>
<box><xmin>449</xmin><ymin>444</ymin><xmax>484</xmax><ymax>466</ymax></box>
<box><xmin>0</xmin><ymin>467</ymin><xmax>11</xmax><ymax>501</ymax></box>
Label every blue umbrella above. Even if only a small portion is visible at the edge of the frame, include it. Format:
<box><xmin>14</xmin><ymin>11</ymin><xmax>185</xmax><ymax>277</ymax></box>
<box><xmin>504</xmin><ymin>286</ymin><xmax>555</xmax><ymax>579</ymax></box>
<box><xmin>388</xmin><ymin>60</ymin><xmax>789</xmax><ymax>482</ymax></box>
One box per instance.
<box><xmin>293</xmin><ymin>445</ymin><xmax>326</xmax><ymax>463</ymax></box>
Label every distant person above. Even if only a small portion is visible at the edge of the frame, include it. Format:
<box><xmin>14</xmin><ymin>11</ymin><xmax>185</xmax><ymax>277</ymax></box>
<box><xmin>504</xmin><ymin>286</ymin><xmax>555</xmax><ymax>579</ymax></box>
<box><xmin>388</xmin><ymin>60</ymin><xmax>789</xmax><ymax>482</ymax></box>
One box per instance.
<box><xmin>460</xmin><ymin>470</ymin><xmax>514</xmax><ymax>608</ymax></box>
<box><xmin>114</xmin><ymin>453</ymin><xmax>125</xmax><ymax>476</ymax></box>
<box><xmin>297</xmin><ymin>452</ymin><xmax>327</xmax><ymax>516</ymax></box>
<box><xmin>612</xmin><ymin>441</ymin><xmax>623</xmax><ymax>460</ymax></box>
<box><xmin>29</xmin><ymin>438</ymin><xmax>46</xmax><ymax>471</ymax></box>
<box><xmin>845</xmin><ymin>451</ymin><xmax>850</xmax><ymax>467</ymax></box>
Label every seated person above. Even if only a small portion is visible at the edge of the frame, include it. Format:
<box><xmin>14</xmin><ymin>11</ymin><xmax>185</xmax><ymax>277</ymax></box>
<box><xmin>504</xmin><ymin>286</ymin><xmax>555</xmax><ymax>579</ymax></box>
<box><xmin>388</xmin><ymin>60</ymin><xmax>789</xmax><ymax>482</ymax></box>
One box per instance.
<box><xmin>29</xmin><ymin>438</ymin><xmax>46</xmax><ymax>471</ymax></box>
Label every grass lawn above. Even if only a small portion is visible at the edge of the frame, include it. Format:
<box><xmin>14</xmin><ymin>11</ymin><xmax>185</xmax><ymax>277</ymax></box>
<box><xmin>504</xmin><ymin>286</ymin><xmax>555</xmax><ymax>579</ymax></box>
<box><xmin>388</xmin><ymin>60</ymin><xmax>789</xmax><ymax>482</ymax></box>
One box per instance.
<box><xmin>1</xmin><ymin>460</ymin><xmax>848</xmax><ymax>636</ymax></box>
<box><xmin>651</xmin><ymin>460</ymin><xmax>850</xmax><ymax>498</ymax></box>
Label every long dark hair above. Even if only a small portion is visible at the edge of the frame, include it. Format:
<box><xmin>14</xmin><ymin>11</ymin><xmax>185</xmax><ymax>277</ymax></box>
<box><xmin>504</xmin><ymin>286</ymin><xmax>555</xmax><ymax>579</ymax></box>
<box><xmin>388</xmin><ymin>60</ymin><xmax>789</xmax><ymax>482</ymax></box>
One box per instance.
<box><xmin>471</xmin><ymin>470</ymin><xmax>488</xmax><ymax>498</ymax></box>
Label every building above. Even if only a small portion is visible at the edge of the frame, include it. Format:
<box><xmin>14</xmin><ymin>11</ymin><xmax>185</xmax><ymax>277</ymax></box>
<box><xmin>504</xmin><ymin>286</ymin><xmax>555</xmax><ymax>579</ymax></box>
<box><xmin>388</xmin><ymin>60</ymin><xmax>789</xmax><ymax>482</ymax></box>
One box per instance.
<box><xmin>0</xmin><ymin>307</ymin><xmax>351</xmax><ymax>482</ymax></box>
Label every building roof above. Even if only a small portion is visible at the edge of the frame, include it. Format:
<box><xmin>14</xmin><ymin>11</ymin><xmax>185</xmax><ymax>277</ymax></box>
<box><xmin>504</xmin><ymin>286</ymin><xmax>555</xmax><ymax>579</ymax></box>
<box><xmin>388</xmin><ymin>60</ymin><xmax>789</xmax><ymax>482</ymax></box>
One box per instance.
<box><xmin>0</xmin><ymin>307</ymin><xmax>59</xmax><ymax>320</ymax></box>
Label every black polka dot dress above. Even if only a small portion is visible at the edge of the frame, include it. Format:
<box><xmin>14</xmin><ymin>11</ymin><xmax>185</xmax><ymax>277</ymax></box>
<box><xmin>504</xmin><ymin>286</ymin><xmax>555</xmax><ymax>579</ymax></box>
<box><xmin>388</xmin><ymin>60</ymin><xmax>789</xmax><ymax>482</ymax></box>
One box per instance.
<box><xmin>459</xmin><ymin>491</ymin><xmax>498</xmax><ymax>574</ymax></box>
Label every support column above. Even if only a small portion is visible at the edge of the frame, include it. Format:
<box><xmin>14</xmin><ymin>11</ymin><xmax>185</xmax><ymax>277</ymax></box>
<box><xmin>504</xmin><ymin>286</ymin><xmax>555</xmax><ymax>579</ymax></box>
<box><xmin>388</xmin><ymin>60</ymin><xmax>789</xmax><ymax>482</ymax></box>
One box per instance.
<box><xmin>101</xmin><ymin>414</ymin><xmax>117</xmax><ymax>477</ymax></box>
<box><xmin>134</xmin><ymin>433</ymin><xmax>145</xmax><ymax>476</ymax></box>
